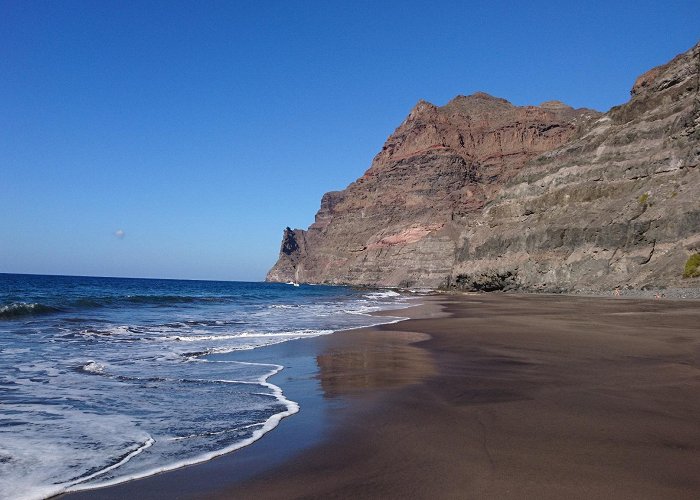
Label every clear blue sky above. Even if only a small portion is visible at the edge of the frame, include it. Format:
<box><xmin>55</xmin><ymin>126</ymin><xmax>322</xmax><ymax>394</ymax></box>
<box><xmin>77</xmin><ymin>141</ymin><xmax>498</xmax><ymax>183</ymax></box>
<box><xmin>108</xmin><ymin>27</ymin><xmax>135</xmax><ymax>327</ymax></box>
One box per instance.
<box><xmin>1</xmin><ymin>1</ymin><xmax>697</xmax><ymax>281</ymax></box>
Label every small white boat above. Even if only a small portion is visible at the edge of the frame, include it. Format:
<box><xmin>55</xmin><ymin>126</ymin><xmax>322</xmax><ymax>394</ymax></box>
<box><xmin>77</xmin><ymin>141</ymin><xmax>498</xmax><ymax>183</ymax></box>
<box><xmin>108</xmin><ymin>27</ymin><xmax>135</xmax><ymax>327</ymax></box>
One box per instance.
<box><xmin>286</xmin><ymin>281</ymin><xmax>300</xmax><ymax>287</ymax></box>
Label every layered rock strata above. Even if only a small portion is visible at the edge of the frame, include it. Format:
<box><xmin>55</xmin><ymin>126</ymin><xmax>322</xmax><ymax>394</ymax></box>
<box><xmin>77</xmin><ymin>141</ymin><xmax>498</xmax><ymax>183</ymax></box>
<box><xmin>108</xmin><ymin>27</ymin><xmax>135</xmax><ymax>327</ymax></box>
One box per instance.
<box><xmin>267</xmin><ymin>42</ymin><xmax>700</xmax><ymax>291</ymax></box>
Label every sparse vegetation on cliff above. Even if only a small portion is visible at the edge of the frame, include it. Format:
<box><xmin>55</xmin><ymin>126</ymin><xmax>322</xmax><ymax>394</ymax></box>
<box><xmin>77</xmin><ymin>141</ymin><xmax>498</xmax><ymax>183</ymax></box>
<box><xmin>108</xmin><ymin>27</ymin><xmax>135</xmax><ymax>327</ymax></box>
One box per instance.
<box><xmin>683</xmin><ymin>253</ymin><xmax>700</xmax><ymax>278</ymax></box>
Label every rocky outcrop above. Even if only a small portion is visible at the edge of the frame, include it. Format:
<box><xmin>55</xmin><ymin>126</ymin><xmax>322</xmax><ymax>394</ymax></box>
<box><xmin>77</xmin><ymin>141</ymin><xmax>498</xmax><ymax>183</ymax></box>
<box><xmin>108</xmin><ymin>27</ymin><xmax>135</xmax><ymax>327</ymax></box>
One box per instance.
<box><xmin>267</xmin><ymin>94</ymin><xmax>598</xmax><ymax>287</ymax></box>
<box><xmin>450</xmin><ymin>41</ymin><xmax>700</xmax><ymax>292</ymax></box>
<box><xmin>265</xmin><ymin>228</ymin><xmax>307</xmax><ymax>283</ymax></box>
<box><xmin>267</xmin><ymin>42</ymin><xmax>700</xmax><ymax>291</ymax></box>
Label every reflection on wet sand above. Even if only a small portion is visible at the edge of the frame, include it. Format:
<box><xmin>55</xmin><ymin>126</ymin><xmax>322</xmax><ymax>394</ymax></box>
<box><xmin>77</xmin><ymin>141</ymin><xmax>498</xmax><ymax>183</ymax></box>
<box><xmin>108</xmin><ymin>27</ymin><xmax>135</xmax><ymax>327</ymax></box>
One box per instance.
<box><xmin>316</xmin><ymin>331</ymin><xmax>435</xmax><ymax>397</ymax></box>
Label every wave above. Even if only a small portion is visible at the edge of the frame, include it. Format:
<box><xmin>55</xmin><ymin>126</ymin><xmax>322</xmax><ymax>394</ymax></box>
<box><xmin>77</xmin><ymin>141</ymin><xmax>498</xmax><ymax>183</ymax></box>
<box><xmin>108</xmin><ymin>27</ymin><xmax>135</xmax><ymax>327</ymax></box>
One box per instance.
<box><xmin>0</xmin><ymin>302</ymin><xmax>62</xmax><ymax>320</ymax></box>
<box><xmin>74</xmin><ymin>295</ymin><xmax>232</xmax><ymax>308</ymax></box>
<box><xmin>163</xmin><ymin>319</ymin><xmax>245</xmax><ymax>328</ymax></box>
<box><xmin>1</xmin><ymin>295</ymin><xmax>235</xmax><ymax>320</ymax></box>
<box><xmin>0</xmin><ymin>279</ymin><xmax>416</xmax><ymax>500</ymax></box>
<box><xmin>167</xmin><ymin>422</ymin><xmax>263</xmax><ymax>442</ymax></box>
<box><xmin>166</xmin><ymin>329</ymin><xmax>334</xmax><ymax>343</ymax></box>
<box><xmin>80</xmin><ymin>361</ymin><xmax>106</xmax><ymax>375</ymax></box>
<box><xmin>363</xmin><ymin>290</ymin><xmax>402</xmax><ymax>300</ymax></box>
<box><xmin>62</xmin><ymin>436</ymin><xmax>156</xmax><ymax>492</ymax></box>
<box><xmin>2</xmin><ymin>288</ymin><xmax>406</xmax><ymax>323</ymax></box>
<box><xmin>122</xmin><ymin>295</ymin><xmax>231</xmax><ymax>305</ymax></box>
<box><xmin>65</xmin><ymin>362</ymin><xmax>299</xmax><ymax>496</ymax></box>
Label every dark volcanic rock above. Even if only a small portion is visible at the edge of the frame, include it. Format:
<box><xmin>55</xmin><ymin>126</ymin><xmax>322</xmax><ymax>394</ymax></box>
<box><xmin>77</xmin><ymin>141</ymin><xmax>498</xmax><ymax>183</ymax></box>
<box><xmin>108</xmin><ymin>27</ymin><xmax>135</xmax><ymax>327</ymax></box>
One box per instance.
<box><xmin>267</xmin><ymin>42</ymin><xmax>700</xmax><ymax>291</ymax></box>
<box><xmin>451</xmin><ymin>270</ymin><xmax>520</xmax><ymax>292</ymax></box>
<box><xmin>266</xmin><ymin>227</ymin><xmax>307</xmax><ymax>283</ymax></box>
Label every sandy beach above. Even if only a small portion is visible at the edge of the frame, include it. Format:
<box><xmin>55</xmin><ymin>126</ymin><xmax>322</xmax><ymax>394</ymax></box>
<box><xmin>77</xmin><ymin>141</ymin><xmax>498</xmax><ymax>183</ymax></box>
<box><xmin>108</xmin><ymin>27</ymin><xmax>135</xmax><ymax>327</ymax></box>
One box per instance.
<box><xmin>63</xmin><ymin>293</ymin><xmax>700</xmax><ymax>499</ymax></box>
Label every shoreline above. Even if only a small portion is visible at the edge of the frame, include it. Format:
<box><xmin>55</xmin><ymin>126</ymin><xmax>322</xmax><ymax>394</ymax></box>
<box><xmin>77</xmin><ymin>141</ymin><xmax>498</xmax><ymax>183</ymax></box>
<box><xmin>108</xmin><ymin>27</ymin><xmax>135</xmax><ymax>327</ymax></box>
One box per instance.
<box><xmin>62</xmin><ymin>298</ymin><xmax>415</xmax><ymax>497</ymax></box>
<box><xmin>62</xmin><ymin>293</ymin><xmax>700</xmax><ymax>499</ymax></box>
<box><xmin>59</xmin><ymin>298</ymin><xmax>427</xmax><ymax>500</ymax></box>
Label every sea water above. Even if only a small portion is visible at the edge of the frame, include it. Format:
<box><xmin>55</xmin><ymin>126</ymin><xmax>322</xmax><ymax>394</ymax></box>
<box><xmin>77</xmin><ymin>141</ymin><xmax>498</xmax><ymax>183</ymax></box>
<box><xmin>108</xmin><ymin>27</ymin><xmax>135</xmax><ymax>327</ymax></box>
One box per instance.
<box><xmin>0</xmin><ymin>274</ymin><xmax>409</xmax><ymax>500</ymax></box>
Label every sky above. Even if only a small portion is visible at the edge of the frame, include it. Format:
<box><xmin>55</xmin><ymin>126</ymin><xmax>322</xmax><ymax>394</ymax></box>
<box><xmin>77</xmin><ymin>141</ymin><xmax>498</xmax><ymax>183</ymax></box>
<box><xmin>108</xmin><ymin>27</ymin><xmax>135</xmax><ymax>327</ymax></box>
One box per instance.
<box><xmin>1</xmin><ymin>1</ymin><xmax>698</xmax><ymax>281</ymax></box>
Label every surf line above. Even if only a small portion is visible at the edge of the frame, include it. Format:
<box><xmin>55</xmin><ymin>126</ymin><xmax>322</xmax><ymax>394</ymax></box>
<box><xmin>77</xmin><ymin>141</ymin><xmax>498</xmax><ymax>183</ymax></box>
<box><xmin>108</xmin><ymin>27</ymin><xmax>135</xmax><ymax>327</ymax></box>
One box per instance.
<box><xmin>66</xmin><ymin>361</ymin><xmax>299</xmax><ymax>494</ymax></box>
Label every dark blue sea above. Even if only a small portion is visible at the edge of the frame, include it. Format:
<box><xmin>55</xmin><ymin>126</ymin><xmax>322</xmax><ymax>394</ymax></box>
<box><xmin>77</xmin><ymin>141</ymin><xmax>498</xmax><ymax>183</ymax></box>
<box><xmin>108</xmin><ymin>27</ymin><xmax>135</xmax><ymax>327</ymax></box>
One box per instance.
<box><xmin>0</xmin><ymin>273</ymin><xmax>410</xmax><ymax>499</ymax></box>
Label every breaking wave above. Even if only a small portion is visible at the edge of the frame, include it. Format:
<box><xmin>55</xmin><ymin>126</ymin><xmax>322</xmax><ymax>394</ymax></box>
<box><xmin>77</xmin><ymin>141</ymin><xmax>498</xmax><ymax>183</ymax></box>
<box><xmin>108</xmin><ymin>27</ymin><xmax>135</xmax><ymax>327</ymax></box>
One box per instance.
<box><xmin>0</xmin><ymin>302</ymin><xmax>61</xmax><ymax>320</ymax></box>
<box><xmin>0</xmin><ymin>275</ymin><xmax>413</xmax><ymax>499</ymax></box>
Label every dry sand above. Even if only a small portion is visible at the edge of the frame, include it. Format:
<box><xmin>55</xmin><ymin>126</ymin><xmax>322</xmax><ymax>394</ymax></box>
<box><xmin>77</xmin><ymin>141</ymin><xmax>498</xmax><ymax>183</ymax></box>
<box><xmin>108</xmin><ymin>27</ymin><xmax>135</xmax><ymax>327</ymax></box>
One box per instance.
<box><xmin>63</xmin><ymin>293</ymin><xmax>700</xmax><ymax>499</ymax></box>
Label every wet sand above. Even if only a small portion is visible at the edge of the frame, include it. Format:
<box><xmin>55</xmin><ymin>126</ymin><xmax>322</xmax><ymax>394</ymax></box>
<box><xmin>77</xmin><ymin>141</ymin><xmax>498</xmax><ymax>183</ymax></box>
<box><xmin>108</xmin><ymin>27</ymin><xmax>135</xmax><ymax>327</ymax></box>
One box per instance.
<box><xmin>64</xmin><ymin>293</ymin><xmax>700</xmax><ymax>499</ymax></box>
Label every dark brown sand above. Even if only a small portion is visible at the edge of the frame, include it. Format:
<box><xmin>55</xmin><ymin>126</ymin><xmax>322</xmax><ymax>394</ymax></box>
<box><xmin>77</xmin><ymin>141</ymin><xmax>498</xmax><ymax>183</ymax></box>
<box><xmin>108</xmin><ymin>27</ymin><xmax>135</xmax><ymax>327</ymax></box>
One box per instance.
<box><xmin>64</xmin><ymin>294</ymin><xmax>700</xmax><ymax>499</ymax></box>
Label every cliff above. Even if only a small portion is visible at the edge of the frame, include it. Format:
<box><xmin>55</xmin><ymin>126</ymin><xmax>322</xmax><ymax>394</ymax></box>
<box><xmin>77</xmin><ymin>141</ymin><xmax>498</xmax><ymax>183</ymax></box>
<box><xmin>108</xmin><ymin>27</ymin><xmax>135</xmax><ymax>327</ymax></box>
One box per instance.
<box><xmin>267</xmin><ymin>42</ymin><xmax>700</xmax><ymax>291</ymax></box>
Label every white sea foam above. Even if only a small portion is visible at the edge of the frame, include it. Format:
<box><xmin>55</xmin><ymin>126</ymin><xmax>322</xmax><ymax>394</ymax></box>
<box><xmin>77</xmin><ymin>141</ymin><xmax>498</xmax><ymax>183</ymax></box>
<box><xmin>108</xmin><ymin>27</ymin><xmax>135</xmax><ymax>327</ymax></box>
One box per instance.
<box><xmin>0</xmin><ymin>302</ymin><xmax>45</xmax><ymax>317</ymax></box>
<box><xmin>0</xmin><ymin>409</ymin><xmax>151</xmax><ymax>500</ymax></box>
<box><xmin>363</xmin><ymin>290</ymin><xmax>401</xmax><ymax>299</ymax></box>
<box><xmin>63</xmin><ymin>436</ymin><xmax>155</xmax><ymax>488</ymax></box>
<box><xmin>344</xmin><ymin>305</ymin><xmax>381</xmax><ymax>315</ymax></box>
<box><xmin>167</xmin><ymin>422</ymin><xmax>264</xmax><ymax>442</ymax></box>
<box><xmin>81</xmin><ymin>360</ymin><xmax>106</xmax><ymax>374</ymax></box>
<box><xmin>165</xmin><ymin>329</ymin><xmax>333</xmax><ymax>343</ymax></box>
<box><xmin>0</xmin><ymin>360</ymin><xmax>297</xmax><ymax>500</ymax></box>
<box><xmin>0</xmin><ymin>279</ymin><xmax>413</xmax><ymax>499</ymax></box>
<box><xmin>65</xmin><ymin>361</ymin><xmax>299</xmax><ymax>494</ymax></box>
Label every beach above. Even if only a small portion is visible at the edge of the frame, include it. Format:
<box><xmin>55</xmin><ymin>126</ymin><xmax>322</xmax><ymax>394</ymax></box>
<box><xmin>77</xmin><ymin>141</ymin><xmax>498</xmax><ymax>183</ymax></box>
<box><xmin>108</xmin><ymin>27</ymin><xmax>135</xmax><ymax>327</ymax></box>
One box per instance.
<box><xmin>63</xmin><ymin>293</ymin><xmax>700</xmax><ymax>499</ymax></box>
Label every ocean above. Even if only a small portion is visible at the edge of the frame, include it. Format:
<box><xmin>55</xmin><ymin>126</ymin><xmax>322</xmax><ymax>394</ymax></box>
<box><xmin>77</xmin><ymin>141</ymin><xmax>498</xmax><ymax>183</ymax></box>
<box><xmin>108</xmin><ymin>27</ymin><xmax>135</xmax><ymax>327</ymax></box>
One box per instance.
<box><xmin>0</xmin><ymin>273</ymin><xmax>410</xmax><ymax>500</ymax></box>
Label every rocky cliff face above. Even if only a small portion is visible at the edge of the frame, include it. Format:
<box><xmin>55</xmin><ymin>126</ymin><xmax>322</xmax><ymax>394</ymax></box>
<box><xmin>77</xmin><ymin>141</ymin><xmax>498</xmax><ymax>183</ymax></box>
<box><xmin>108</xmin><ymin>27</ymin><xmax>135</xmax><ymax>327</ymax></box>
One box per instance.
<box><xmin>267</xmin><ymin>42</ymin><xmax>700</xmax><ymax>291</ymax></box>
